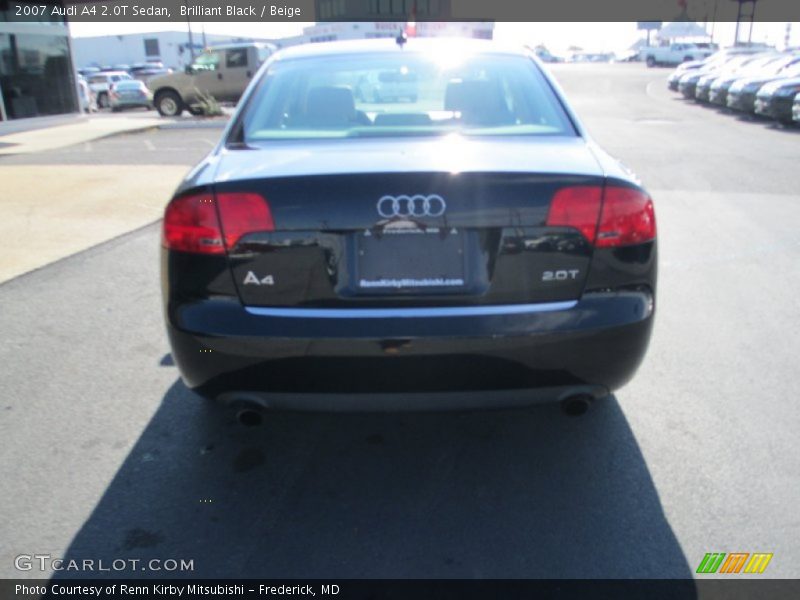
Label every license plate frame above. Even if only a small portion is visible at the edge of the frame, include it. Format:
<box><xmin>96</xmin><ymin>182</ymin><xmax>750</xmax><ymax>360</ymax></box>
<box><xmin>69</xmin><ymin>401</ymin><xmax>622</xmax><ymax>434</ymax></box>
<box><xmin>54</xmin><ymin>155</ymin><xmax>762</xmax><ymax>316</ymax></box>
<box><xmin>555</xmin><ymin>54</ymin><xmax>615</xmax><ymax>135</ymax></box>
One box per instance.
<box><xmin>355</xmin><ymin>227</ymin><xmax>468</xmax><ymax>293</ymax></box>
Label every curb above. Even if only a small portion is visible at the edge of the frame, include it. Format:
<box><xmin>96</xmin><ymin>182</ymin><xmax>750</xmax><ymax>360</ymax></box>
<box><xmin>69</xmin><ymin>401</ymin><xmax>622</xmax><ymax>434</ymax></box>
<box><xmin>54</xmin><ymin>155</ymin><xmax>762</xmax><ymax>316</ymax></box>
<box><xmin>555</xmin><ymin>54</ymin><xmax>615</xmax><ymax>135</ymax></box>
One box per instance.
<box><xmin>0</xmin><ymin>125</ymin><xmax>161</xmax><ymax>157</ymax></box>
<box><xmin>0</xmin><ymin>120</ymin><xmax>228</xmax><ymax>157</ymax></box>
<box><xmin>158</xmin><ymin>120</ymin><xmax>229</xmax><ymax>130</ymax></box>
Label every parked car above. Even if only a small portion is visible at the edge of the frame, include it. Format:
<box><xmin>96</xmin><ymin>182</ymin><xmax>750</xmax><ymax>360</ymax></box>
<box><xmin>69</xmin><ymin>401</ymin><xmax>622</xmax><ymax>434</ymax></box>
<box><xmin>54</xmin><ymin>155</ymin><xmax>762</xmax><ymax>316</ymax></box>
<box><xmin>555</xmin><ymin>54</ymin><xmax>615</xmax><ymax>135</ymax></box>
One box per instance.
<box><xmin>569</xmin><ymin>52</ymin><xmax>615</xmax><ymax>63</ymax></box>
<box><xmin>693</xmin><ymin>73</ymin><xmax>719</xmax><ymax>102</ymax></box>
<box><xmin>675</xmin><ymin>56</ymin><xmax>748</xmax><ymax>99</ymax></box>
<box><xmin>641</xmin><ymin>43</ymin><xmax>715</xmax><ymax>67</ymax></box>
<box><xmin>671</xmin><ymin>53</ymin><xmax>740</xmax><ymax>97</ymax></box>
<box><xmin>130</xmin><ymin>61</ymin><xmax>164</xmax><ymax>76</ymax></box>
<box><xmin>793</xmin><ymin>94</ymin><xmax>800</xmax><ymax>123</ymax></box>
<box><xmin>161</xmin><ymin>39</ymin><xmax>657</xmax><ymax>413</ymax></box>
<box><xmin>727</xmin><ymin>55</ymin><xmax>800</xmax><ymax>113</ymax></box>
<box><xmin>109</xmin><ymin>79</ymin><xmax>153</xmax><ymax>112</ymax></box>
<box><xmin>688</xmin><ymin>53</ymin><xmax>768</xmax><ymax>102</ymax></box>
<box><xmin>692</xmin><ymin>54</ymin><xmax>758</xmax><ymax>101</ymax></box>
<box><xmin>78</xmin><ymin>66</ymin><xmax>100</xmax><ymax>78</ymax></box>
<box><xmin>87</xmin><ymin>71</ymin><xmax>133</xmax><ymax>108</ymax></box>
<box><xmin>531</xmin><ymin>47</ymin><xmax>564</xmax><ymax>63</ymax></box>
<box><xmin>667</xmin><ymin>59</ymin><xmax>706</xmax><ymax>90</ymax></box>
<box><xmin>669</xmin><ymin>48</ymin><xmax>770</xmax><ymax>97</ymax></box>
<box><xmin>148</xmin><ymin>42</ymin><xmax>276</xmax><ymax>117</ymax></box>
<box><xmin>708</xmin><ymin>53</ymin><xmax>783</xmax><ymax>106</ymax></box>
<box><xmin>721</xmin><ymin>55</ymin><xmax>800</xmax><ymax>112</ymax></box>
<box><xmin>754</xmin><ymin>77</ymin><xmax>800</xmax><ymax>124</ymax></box>
<box><xmin>704</xmin><ymin>53</ymin><xmax>771</xmax><ymax>106</ymax></box>
<box><xmin>678</xmin><ymin>68</ymin><xmax>716</xmax><ymax>99</ymax></box>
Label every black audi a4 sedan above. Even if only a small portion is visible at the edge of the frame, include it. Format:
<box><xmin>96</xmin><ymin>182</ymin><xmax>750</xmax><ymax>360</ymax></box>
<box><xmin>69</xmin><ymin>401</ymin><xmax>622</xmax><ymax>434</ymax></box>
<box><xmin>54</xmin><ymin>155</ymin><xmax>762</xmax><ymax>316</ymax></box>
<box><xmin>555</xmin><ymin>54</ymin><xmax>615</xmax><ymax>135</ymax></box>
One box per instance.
<box><xmin>161</xmin><ymin>39</ymin><xmax>657</xmax><ymax>412</ymax></box>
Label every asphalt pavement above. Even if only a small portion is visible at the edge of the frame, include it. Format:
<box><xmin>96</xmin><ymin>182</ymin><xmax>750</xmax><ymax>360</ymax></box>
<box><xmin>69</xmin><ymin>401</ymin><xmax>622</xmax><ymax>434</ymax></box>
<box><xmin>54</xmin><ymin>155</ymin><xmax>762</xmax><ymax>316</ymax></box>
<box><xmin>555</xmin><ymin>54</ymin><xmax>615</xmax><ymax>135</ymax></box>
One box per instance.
<box><xmin>0</xmin><ymin>63</ymin><xmax>798</xmax><ymax>581</ymax></box>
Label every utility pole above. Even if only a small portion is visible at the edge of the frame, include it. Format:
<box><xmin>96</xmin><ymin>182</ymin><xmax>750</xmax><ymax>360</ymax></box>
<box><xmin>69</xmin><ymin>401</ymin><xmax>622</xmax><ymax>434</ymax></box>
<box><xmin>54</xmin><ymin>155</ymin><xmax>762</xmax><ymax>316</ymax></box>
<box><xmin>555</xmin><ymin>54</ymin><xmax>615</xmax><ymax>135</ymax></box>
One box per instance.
<box><xmin>710</xmin><ymin>0</ymin><xmax>719</xmax><ymax>43</ymax></box>
<box><xmin>732</xmin><ymin>0</ymin><xmax>759</xmax><ymax>46</ymax></box>
<box><xmin>183</xmin><ymin>0</ymin><xmax>195</xmax><ymax>62</ymax></box>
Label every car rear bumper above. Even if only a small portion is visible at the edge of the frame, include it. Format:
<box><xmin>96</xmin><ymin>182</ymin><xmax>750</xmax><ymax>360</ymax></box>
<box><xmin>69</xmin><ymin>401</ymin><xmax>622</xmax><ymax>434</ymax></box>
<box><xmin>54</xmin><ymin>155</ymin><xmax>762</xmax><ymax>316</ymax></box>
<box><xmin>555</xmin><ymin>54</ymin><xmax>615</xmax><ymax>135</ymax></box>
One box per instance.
<box><xmin>165</xmin><ymin>289</ymin><xmax>655</xmax><ymax>407</ymax></box>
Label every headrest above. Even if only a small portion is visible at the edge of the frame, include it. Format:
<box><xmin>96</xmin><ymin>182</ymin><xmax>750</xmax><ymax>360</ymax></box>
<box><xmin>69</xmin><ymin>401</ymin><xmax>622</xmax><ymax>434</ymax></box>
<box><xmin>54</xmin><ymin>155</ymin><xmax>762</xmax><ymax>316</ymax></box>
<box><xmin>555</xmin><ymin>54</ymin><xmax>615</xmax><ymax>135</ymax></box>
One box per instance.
<box><xmin>444</xmin><ymin>79</ymin><xmax>512</xmax><ymax>125</ymax></box>
<box><xmin>305</xmin><ymin>86</ymin><xmax>356</xmax><ymax>126</ymax></box>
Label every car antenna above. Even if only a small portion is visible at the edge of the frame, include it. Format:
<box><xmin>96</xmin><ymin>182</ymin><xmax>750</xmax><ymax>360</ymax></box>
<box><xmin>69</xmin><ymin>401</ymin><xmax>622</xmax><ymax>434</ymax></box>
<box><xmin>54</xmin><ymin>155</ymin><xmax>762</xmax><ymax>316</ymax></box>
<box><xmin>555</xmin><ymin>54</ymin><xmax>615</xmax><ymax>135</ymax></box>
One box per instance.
<box><xmin>396</xmin><ymin>29</ymin><xmax>407</xmax><ymax>49</ymax></box>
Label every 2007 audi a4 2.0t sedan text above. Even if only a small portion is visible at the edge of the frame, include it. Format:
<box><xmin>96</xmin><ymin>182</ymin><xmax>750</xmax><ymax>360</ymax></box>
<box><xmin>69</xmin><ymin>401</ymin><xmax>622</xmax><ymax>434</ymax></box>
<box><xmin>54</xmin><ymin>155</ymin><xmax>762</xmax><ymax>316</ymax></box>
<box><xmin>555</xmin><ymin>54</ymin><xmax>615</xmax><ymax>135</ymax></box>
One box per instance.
<box><xmin>161</xmin><ymin>38</ymin><xmax>657</xmax><ymax>413</ymax></box>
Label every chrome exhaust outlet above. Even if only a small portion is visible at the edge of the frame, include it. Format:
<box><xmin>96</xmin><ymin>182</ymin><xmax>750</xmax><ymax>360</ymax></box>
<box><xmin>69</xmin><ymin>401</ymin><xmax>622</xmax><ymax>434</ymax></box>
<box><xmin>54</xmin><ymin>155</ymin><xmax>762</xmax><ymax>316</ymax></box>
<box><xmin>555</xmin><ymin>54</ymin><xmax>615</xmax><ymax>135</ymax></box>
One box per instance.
<box><xmin>235</xmin><ymin>406</ymin><xmax>264</xmax><ymax>427</ymax></box>
<box><xmin>560</xmin><ymin>394</ymin><xmax>593</xmax><ymax>416</ymax></box>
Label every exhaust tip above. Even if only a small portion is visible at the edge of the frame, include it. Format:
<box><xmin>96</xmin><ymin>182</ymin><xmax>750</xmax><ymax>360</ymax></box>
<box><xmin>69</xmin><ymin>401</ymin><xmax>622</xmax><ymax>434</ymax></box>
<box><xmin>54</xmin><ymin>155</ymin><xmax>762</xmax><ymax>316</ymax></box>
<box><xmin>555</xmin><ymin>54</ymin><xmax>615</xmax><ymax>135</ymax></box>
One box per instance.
<box><xmin>236</xmin><ymin>407</ymin><xmax>264</xmax><ymax>427</ymax></box>
<box><xmin>560</xmin><ymin>394</ymin><xmax>593</xmax><ymax>417</ymax></box>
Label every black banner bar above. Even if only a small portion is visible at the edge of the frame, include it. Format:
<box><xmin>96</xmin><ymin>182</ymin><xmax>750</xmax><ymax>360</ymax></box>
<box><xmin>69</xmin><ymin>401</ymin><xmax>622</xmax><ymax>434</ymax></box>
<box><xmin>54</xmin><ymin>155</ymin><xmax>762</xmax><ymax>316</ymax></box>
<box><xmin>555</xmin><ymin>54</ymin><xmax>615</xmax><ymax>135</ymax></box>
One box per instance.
<box><xmin>7</xmin><ymin>0</ymin><xmax>800</xmax><ymax>23</ymax></box>
<box><xmin>3</xmin><ymin>579</ymin><xmax>800</xmax><ymax>600</ymax></box>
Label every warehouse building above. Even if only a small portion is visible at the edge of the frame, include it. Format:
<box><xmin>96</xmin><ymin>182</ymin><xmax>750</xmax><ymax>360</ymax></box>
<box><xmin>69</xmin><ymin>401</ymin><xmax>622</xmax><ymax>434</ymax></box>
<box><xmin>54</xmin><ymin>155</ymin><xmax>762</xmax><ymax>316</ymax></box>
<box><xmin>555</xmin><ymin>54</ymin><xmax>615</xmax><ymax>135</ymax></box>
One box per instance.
<box><xmin>292</xmin><ymin>20</ymin><xmax>493</xmax><ymax>44</ymax></box>
<box><xmin>71</xmin><ymin>31</ymin><xmax>277</xmax><ymax>72</ymax></box>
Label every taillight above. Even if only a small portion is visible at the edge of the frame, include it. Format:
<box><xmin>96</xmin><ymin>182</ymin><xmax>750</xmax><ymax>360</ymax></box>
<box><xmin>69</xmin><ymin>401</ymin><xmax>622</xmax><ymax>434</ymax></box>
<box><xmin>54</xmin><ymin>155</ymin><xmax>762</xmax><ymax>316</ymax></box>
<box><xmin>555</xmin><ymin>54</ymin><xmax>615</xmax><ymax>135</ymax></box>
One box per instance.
<box><xmin>595</xmin><ymin>187</ymin><xmax>656</xmax><ymax>247</ymax></box>
<box><xmin>216</xmin><ymin>192</ymin><xmax>274</xmax><ymax>250</ymax></box>
<box><xmin>546</xmin><ymin>186</ymin><xmax>603</xmax><ymax>244</ymax></box>
<box><xmin>546</xmin><ymin>185</ymin><xmax>656</xmax><ymax>247</ymax></box>
<box><xmin>162</xmin><ymin>191</ymin><xmax>274</xmax><ymax>254</ymax></box>
<box><xmin>162</xmin><ymin>192</ymin><xmax>225</xmax><ymax>254</ymax></box>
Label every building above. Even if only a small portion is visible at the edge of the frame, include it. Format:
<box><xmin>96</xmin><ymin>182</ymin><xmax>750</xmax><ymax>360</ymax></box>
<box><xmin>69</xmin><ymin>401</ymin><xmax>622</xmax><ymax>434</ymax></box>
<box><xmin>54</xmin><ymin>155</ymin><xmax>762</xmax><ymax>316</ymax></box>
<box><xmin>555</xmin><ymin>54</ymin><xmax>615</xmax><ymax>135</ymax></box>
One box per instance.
<box><xmin>291</xmin><ymin>21</ymin><xmax>493</xmax><ymax>45</ymax></box>
<box><xmin>1</xmin><ymin>1</ymin><xmax>79</xmax><ymax>123</ymax></box>
<box><xmin>72</xmin><ymin>21</ymin><xmax>494</xmax><ymax>71</ymax></box>
<box><xmin>72</xmin><ymin>31</ymin><xmax>277</xmax><ymax>71</ymax></box>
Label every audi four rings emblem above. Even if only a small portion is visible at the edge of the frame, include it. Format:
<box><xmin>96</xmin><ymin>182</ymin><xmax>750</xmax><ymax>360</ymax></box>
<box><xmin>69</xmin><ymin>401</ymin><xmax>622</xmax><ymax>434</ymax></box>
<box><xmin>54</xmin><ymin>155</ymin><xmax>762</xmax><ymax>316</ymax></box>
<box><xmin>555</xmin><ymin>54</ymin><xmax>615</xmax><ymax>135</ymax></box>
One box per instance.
<box><xmin>377</xmin><ymin>194</ymin><xmax>447</xmax><ymax>218</ymax></box>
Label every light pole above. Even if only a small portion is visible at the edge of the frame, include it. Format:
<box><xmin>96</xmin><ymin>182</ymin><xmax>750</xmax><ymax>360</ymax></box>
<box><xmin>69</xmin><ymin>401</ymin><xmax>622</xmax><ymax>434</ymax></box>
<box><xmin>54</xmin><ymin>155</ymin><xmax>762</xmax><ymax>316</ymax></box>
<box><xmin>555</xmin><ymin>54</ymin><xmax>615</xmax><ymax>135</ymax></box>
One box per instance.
<box><xmin>183</xmin><ymin>0</ymin><xmax>195</xmax><ymax>62</ymax></box>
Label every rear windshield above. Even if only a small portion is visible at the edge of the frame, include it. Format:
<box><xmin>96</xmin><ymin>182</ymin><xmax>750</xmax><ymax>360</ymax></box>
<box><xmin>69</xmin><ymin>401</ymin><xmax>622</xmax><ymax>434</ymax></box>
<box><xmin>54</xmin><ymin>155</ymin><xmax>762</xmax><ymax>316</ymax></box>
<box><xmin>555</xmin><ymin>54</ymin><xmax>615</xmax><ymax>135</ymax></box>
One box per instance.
<box><xmin>238</xmin><ymin>52</ymin><xmax>576</xmax><ymax>141</ymax></box>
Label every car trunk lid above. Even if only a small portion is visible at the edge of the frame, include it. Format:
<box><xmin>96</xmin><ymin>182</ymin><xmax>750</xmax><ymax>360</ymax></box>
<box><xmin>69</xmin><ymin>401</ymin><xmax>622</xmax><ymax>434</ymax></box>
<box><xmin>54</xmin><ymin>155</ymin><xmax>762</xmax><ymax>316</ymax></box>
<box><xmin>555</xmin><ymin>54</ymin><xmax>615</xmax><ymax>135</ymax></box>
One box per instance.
<box><xmin>212</xmin><ymin>137</ymin><xmax>606</xmax><ymax>308</ymax></box>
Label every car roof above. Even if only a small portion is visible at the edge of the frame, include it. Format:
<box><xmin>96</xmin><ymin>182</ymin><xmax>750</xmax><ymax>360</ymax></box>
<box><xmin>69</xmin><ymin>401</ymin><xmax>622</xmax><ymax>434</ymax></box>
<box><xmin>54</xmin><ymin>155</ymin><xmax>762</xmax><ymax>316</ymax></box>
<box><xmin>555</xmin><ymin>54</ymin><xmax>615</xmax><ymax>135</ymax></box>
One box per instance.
<box><xmin>272</xmin><ymin>38</ymin><xmax>529</xmax><ymax>62</ymax></box>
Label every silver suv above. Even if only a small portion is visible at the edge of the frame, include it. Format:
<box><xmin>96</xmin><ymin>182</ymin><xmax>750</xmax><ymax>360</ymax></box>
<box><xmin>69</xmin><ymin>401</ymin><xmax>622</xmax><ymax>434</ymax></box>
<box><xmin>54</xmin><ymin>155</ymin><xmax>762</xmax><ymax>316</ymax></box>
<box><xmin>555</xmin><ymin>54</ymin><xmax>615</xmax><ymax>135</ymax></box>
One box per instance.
<box><xmin>148</xmin><ymin>42</ymin><xmax>276</xmax><ymax>117</ymax></box>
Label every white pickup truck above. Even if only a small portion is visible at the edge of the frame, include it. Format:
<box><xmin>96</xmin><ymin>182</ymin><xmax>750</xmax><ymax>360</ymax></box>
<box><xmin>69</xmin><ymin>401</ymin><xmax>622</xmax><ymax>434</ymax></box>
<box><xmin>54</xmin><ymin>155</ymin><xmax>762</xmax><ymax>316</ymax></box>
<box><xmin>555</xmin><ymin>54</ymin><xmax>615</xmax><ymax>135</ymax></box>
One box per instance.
<box><xmin>640</xmin><ymin>43</ymin><xmax>717</xmax><ymax>67</ymax></box>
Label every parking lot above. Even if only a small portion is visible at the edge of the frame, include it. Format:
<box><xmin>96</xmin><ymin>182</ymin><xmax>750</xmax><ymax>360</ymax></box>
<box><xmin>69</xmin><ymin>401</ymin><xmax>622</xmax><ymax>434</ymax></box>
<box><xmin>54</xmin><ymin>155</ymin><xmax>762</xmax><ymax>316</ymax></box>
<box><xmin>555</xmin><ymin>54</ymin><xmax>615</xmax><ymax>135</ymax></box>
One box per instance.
<box><xmin>0</xmin><ymin>63</ymin><xmax>798</xmax><ymax>580</ymax></box>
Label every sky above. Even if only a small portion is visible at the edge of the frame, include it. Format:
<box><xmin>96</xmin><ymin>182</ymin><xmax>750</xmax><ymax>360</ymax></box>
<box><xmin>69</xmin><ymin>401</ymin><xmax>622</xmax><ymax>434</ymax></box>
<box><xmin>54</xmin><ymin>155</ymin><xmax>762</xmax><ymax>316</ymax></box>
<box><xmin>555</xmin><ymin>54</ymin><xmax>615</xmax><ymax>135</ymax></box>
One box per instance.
<box><xmin>68</xmin><ymin>21</ymin><xmax>799</xmax><ymax>55</ymax></box>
